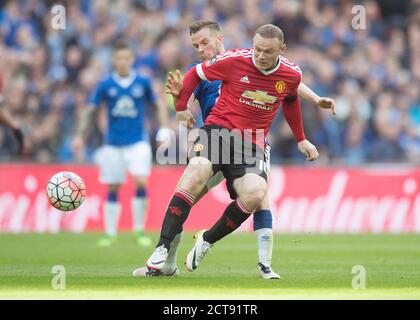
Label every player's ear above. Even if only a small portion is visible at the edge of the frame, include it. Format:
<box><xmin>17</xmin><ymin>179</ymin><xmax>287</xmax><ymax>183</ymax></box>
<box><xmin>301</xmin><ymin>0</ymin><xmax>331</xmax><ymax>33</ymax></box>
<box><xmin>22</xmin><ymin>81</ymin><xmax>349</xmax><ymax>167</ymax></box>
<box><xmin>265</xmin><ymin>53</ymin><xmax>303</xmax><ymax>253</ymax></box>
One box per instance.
<box><xmin>280</xmin><ymin>43</ymin><xmax>286</xmax><ymax>55</ymax></box>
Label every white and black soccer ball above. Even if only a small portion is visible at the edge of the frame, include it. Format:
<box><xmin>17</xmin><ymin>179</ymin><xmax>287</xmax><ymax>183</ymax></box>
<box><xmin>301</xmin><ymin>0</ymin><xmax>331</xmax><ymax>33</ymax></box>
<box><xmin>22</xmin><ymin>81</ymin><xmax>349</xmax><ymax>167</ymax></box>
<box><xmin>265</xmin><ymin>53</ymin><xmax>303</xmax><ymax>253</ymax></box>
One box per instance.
<box><xmin>46</xmin><ymin>171</ymin><xmax>86</xmax><ymax>211</ymax></box>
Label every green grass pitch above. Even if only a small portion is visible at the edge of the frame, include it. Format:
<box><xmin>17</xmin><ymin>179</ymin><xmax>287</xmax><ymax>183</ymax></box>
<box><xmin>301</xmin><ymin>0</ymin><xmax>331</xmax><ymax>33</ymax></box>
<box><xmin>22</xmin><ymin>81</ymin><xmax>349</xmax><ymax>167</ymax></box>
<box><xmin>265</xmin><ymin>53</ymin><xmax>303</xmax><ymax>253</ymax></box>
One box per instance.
<box><xmin>1</xmin><ymin>232</ymin><xmax>420</xmax><ymax>299</ymax></box>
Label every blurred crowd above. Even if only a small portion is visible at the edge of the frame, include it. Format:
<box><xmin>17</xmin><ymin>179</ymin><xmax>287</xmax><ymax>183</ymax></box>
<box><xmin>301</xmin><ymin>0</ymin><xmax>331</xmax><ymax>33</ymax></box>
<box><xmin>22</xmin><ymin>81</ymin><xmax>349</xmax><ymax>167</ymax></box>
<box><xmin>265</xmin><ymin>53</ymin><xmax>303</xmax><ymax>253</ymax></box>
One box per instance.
<box><xmin>0</xmin><ymin>0</ymin><xmax>419</xmax><ymax>165</ymax></box>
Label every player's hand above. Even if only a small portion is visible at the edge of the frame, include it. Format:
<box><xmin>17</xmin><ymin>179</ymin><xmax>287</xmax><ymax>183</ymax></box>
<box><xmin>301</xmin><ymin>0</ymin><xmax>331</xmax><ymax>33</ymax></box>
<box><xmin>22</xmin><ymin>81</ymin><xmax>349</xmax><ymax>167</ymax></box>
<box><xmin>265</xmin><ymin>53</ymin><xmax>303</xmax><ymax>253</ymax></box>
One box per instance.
<box><xmin>297</xmin><ymin>139</ymin><xmax>319</xmax><ymax>161</ymax></box>
<box><xmin>165</xmin><ymin>70</ymin><xmax>183</xmax><ymax>97</ymax></box>
<box><xmin>176</xmin><ymin>110</ymin><xmax>196</xmax><ymax>129</ymax></box>
<box><xmin>316</xmin><ymin>97</ymin><xmax>336</xmax><ymax>115</ymax></box>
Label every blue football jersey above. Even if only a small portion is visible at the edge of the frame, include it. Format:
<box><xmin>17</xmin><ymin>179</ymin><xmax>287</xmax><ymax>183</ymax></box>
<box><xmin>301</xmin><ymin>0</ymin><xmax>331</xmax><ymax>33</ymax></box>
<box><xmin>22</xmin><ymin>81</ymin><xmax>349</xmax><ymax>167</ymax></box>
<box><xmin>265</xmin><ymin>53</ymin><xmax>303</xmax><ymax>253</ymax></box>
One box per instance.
<box><xmin>89</xmin><ymin>70</ymin><xmax>156</xmax><ymax>146</ymax></box>
<box><xmin>186</xmin><ymin>61</ymin><xmax>221</xmax><ymax>121</ymax></box>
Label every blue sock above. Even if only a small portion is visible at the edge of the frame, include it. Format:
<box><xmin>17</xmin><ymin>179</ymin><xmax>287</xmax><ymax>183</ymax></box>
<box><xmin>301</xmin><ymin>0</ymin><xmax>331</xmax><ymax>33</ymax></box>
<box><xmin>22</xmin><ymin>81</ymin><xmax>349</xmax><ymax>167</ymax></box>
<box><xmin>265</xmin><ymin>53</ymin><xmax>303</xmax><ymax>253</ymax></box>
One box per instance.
<box><xmin>107</xmin><ymin>191</ymin><xmax>118</xmax><ymax>202</ymax></box>
<box><xmin>253</xmin><ymin>210</ymin><xmax>272</xmax><ymax>231</ymax></box>
<box><xmin>136</xmin><ymin>188</ymin><xmax>146</xmax><ymax>198</ymax></box>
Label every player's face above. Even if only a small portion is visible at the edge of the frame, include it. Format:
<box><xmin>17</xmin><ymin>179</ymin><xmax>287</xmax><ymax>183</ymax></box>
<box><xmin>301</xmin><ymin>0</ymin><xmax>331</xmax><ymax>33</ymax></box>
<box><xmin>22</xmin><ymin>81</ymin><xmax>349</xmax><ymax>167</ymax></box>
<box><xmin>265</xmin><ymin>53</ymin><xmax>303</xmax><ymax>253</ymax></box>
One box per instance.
<box><xmin>253</xmin><ymin>34</ymin><xmax>285</xmax><ymax>71</ymax></box>
<box><xmin>113</xmin><ymin>48</ymin><xmax>134</xmax><ymax>76</ymax></box>
<box><xmin>191</xmin><ymin>28</ymin><xmax>223</xmax><ymax>61</ymax></box>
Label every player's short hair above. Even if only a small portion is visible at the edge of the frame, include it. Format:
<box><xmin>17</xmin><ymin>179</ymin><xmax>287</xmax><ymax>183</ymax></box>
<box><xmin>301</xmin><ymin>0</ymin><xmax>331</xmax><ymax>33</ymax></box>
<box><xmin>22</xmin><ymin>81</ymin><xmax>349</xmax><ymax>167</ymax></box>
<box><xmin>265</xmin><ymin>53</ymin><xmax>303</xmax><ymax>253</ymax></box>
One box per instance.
<box><xmin>189</xmin><ymin>20</ymin><xmax>222</xmax><ymax>35</ymax></box>
<box><xmin>255</xmin><ymin>24</ymin><xmax>284</xmax><ymax>44</ymax></box>
<box><xmin>113</xmin><ymin>40</ymin><xmax>132</xmax><ymax>52</ymax></box>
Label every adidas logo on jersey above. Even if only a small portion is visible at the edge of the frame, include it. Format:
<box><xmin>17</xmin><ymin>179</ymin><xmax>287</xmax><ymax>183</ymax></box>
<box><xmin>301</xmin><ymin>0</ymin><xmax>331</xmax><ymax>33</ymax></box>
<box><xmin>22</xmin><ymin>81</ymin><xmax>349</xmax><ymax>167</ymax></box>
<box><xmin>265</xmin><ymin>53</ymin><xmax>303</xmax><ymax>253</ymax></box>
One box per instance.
<box><xmin>240</xmin><ymin>76</ymin><xmax>250</xmax><ymax>83</ymax></box>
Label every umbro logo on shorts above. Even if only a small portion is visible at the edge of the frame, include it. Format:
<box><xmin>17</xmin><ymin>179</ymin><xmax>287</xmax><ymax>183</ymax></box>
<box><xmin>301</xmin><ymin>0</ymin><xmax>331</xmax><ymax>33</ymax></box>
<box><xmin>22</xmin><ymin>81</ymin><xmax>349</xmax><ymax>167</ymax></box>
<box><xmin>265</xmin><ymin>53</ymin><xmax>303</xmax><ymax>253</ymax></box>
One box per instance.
<box><xmin>240</xmin><ymin>76</ymin><xmax>250</xmax><ymax>83</ymax></box>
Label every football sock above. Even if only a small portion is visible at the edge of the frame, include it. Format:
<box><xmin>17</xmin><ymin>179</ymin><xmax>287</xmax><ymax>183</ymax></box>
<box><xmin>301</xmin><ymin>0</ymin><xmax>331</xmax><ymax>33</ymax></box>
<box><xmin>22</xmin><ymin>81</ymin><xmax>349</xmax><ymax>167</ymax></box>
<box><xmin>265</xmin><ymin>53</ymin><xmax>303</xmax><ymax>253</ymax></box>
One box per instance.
<box><xmin>255</xmin><ymin>228</ymin><xmax>273</xmax><ymax>267</ymax></box>
<box><xmin>104</xmin><ymin>201</ymin><xmax>121</xmax><ymax>237</ymax></box>
<box><xmin>132</xmin><ymin>188</ymin><xmax>147</xmax><ymax>233</ymax></box>
<box><xmin>253</xmin><ymin>210</ymin><xmax>273</xmax><ymax>267</ymax></box>
<box><xmin>156</xmin><ymin>188</ymin><xmax>195</xmax><ymax>250</ymax></box>
<box><xmin>203</xmin><ymin>199</ymin><xmax>253</xmax><ymax>244</ymax></box>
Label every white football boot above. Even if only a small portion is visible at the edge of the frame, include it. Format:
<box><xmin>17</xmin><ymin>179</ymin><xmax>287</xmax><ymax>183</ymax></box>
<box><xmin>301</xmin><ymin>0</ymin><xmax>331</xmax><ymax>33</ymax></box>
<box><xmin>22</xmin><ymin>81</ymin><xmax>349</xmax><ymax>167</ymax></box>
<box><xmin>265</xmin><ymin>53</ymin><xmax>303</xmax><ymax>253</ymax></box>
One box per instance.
<box><xmin>133</xmin><ymin>265</ymin><xmax>179</xmax><ymax>277</ymax></box>
<box><xmin>185</xmin><ymin>230</ymin><xmax>213</xmax><ymax>272</ymax></box>
<box><xmin>258</xmin><ymin>262</ymin><xmax>281</xmax><ymax>280</ymax></box>
<box><xmin>145</xmin><ymin>245</ymin><xmax>169</xmax><ymax>275</ymax></box>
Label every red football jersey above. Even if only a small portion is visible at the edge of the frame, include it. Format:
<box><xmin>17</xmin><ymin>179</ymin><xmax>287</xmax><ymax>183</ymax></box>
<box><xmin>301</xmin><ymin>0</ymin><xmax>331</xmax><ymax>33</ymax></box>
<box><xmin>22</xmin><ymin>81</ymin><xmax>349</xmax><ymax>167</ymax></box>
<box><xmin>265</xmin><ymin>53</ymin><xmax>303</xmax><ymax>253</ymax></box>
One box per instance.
<box><xmin>195</xmin><ymin>48</ymin><xmax>302</xmax><ymax>145</ymax></box>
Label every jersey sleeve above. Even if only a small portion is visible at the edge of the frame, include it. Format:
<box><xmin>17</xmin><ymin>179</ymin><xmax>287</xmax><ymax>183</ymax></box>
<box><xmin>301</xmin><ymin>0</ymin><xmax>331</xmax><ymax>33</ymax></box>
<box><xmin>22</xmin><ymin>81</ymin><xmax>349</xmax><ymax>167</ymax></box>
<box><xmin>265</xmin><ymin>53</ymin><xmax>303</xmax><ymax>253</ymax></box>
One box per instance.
<box><xmin>196</xmin><ymin>51</ymin><xmax>240</xmax><ymax>82</ymax></box>
<box><xmin>284</xmin><ymin>66</ymin><xmax>302</xmax><ymax>102</ymax></box>
<box><xmin>144</xmin><ymin>78</ymin><xmax>157</xmax><ymax>105</ymax></box>
<box><xmin>185</xmin><ymin>63</ymin><xmax>202</xmax><ymax>100</ymax></box>
<box><xmin>88</xmin><ymin>81</ymin><xmax>106</xmax><ymax>108</ymax></box>
<box><xmin>282</xmin><ymin>66</ymin><xmax>305</xmax><ymax>142</ymax></box>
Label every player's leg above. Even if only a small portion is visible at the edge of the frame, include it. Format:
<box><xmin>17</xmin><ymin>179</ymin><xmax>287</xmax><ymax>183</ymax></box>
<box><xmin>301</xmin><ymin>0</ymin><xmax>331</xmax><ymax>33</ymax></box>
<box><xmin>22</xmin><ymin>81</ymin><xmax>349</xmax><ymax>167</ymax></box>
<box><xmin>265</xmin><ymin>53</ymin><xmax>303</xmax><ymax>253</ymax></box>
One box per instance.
<box><xmin>133</xmin><ymin>164</ymin><xmax>212</xmax><ymax>277</ymax></box>
<box><xmin>165</xmin><ymin>132</ymin><xmax>225</xmax><ymax>264</ymax></box>
<box><xmin>193</xmin><ymin>171</ymin><xmax>225</xmax><ymax>204</ymax></box>
<box><xmin>125</xmin><ymin>141</ymin><xmax>153</xmax><ymax>247</ymax></box>
<box><xmin>148</xmin><ymin>170</ymin><xmax>224</xmax><ymax>275</ymax></box>
<box><xmin>145</xmin><ymin>125</ymin><xmax>220</xmax><ymax>275</ymax></box>
<box><xmin>133</xmin><ymin>232</ymin><xmax>182</xmax><ymax>277</ymax></box>
<box><xmin>146</xmin><ymin>156</ymin><xmax>214</xmax><ymax>274</ymax></box>
<box><xmin>97</xmin><ymin>183</ymin><xmax>122</xmax><ymax>246</ymax></box>
<box><xmin>252</xmin><ymin>139</ymin><xmax>279</xmax><ymax>278</ymax></box>
<box><xmin>159</xmin><ymin>156</ymin><xmax>213</xmax><ymax>247</ymax></box>
<box><xmin>186</xmin><ymin>173</ymin><xmax>267</xmax><ymax>271</ymax></box>
<box><xmin>94</xmin><ymin>145</ymin><xmax>126</xmax><ymax>247</ymax></box>
<box><xmin>131</xmin><ymin>175</ymin><xmax>152</xmax><ymax>247</ymax></box>
<box><xmin>254</xmin><ymin>195</ymin><xmax>280</xmax><ymax>279</ymax></box>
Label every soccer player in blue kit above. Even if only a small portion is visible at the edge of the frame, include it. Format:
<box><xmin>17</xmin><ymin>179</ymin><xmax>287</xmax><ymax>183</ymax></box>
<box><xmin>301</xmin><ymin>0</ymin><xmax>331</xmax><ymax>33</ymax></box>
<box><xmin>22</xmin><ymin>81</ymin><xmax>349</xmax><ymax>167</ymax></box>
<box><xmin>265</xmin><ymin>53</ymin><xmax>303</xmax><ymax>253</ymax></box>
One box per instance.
<box><xmin>73</xmin><ymin>41</ymin><xmax>169</xmax><ymax>247</ymax></box>
<box><xmin>133</xmin><ymin>20</ymin><xmax>336</xmax><ymax>279</ymax></box>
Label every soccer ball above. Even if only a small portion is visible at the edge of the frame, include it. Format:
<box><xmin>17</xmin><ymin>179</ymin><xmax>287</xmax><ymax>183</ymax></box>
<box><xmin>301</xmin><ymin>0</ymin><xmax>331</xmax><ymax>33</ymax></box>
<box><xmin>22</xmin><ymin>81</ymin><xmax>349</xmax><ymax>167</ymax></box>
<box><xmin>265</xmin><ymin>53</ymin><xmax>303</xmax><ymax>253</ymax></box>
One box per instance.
<box><xmin>46</xmin><ymin>171</ymin><xmax>86</xmax><ymax>211</ymax></box>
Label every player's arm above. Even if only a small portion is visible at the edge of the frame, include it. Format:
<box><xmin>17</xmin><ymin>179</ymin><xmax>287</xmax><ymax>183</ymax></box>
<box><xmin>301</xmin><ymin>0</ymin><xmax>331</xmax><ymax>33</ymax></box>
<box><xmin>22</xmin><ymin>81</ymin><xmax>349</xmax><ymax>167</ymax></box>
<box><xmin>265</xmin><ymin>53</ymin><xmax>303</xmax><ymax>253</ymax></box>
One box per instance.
<box><xmin>74</xmin><ymin>105</ymin><xmax>96</xmax><ymax>139</ymax></box>
<box><xmin>152</xmin><ymin>93</ymin><xmax>170</xmax><ymax>128</ymax></box>
<box><xmin>152</xmin><ymin>97</ymin><xmax>173</xmax><ymax>144</ymax></box>
<box><xmin>282</xmin><ymin>92</ymin><xmax>319</xmax><ymax>161</ymax></box>
<box><xmin>145</xmin><ymin>78</ymin><xmax>172</xmax><ymax>144</ymax></box>
<box><xmin>72</xmin><ymin>104</ymin><xmax>96</xmax><ymax>155</ymax></box>
<box><xmin>297</xmin><ymin>82</ymin><xmax>336</xmax><ymax>115</ymax></box>
<box><xmin>175</xmin><ymin>67</ymin><xmax>202</xmax><ymax>128</ymax></box>
<box><xmin>166</xmin><ymin>69</ymin><xmax>200</xmax><ymax>126</ymax></box>
<box><xmin>166</xmin><ymin>69</ymin><xmax>198</xmax><ymax>110</ymax></box>
<box><xmin>72</xmin><ymin>80</ymin><xmax>104</xmax><ymax>157</ymax></box>
<box><xmin>176</xmin><ymin>55</ymin><xmax>230</xmax><ymax>126</ymax></box>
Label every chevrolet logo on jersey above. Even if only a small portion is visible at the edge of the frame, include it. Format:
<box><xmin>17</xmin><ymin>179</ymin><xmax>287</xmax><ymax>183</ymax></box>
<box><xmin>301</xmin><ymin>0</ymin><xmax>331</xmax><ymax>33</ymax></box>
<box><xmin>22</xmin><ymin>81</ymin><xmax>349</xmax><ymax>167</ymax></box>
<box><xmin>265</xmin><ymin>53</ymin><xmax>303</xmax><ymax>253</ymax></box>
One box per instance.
<box><xmin>241</xmin><ymin>90</ymin><xmax>277</xmax><ymax>105</ymax></box>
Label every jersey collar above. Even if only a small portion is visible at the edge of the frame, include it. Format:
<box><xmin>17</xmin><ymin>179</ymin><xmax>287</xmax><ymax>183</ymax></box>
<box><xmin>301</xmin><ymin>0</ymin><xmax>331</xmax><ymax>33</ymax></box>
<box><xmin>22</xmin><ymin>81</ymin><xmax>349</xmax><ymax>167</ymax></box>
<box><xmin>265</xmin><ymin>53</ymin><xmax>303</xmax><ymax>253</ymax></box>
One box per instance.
<box><xmin>112</xmin><ymin>70</ymin><xmax>136</xmax><ymax>88</ymax></box>
<box><xmin>252</xmin><ymin>54</ymin><xmax>282</xmax><ymax>75</ymax></box>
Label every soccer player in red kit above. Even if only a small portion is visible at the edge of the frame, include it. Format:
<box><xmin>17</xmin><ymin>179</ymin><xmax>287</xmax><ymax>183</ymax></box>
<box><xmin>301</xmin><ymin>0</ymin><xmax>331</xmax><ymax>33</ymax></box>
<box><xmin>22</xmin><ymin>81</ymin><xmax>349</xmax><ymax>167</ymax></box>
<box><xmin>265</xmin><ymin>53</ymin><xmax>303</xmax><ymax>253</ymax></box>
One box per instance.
<box><xmin>144</xmin><ymin>24</ymin><xmax>319</xmax><ymax>275</ymax></box>
<box><xmin>0</xmin><ymin>73</ymin><xmax>23</xmax><ymax>154</ymax></box>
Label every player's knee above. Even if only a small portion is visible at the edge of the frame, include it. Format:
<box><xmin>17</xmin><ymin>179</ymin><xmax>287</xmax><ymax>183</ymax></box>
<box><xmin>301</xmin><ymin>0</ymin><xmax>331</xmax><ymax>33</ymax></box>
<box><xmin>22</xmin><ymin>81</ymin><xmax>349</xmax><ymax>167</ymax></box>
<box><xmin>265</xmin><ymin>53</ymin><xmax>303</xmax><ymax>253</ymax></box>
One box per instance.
<box><xmin>133</xmin><ymin>176</ymin><xmax>148</xmax><ymax>189</ymax></box>
<box><xmin>108</xmin><ymin>184</ymin><xmax>121</xmax><ymax>193</ymax></box>
<box><xmin>238</xmin><ymin>178</ymin><xmax>267</xmax><ymax>210</ymax></box>
<box><xmin>184</xmin><ymin>157</ymin><xmax>212</xmax><ymax>186</ymax></box>
<box><xmin>256</xmin><ymin>193</ymin><xmax>269</xmax><ymax>211</ymax></box>
<box><xmin>107</xmin><ymin>184</ymin><xmax>120</xmax><ymax>203</ymax></box>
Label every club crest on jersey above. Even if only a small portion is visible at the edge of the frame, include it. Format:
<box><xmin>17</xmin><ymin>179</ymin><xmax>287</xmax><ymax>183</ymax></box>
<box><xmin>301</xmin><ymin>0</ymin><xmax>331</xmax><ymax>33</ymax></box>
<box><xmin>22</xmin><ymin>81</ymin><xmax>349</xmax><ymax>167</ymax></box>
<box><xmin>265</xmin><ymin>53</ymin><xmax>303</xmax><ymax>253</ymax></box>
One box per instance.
<box><xmin>275</xmin><ymin>81</ymin><xmax>286</xmax><ymax>93</ymax></box>
<box><xmin>241</xmin><ymin>90</ymin><xmax>277</xmax><ymax>105</ymax></box>
<box><xmin>108</xmin><ymin>87</ymin><xmax>118</xmax><ymax>97</ymax></box>
<box><xmin>131</xmin><ymin>85</ymin><xmax>144</xmax><ymax>98</ymax></box>
<box><xmin>193</xmin><ymin>143</ymin><xmax>204</xmax><ymax>153</ymax></box>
